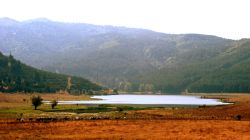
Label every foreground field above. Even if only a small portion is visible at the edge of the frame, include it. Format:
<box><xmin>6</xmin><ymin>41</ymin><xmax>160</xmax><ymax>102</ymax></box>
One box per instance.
<box><xmin>1</xmin><ymin>120</ymin><xmax>250</xmax><ymax>139</ymax></box>
<box><xmin>1</xmin><ymin>93</ymin><xmax>250</xmax><ymax>139</ymax></box>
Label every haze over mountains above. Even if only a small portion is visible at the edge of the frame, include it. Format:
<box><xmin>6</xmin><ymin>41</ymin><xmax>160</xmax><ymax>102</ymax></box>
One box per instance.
<box><xmin>1</xmin><ymin>17</ymin><xmax>250</xmax><ymax>93</ymax></box>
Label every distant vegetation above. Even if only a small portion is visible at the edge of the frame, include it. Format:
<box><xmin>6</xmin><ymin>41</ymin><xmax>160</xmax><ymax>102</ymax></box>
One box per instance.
<box><xmin>1</xmin><ymin>18</ymin><xmax>250</xmax><ymax>93</ymax></box>
<box><xmin>0</xmin><ymin>52</ymin><xmax>103</xmax><ymax>93</ymax></box>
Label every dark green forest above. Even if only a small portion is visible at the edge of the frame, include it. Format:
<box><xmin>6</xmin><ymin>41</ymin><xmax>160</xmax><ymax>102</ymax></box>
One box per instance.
<box><xmin>0</xmin><ymin>52</ymin><xmax>103</xmax><ymax>93</ymax></box>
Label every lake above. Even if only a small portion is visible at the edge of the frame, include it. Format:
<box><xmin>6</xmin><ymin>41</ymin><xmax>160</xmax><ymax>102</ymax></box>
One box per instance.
<box><xmin>54</xmin><ymin>95</ymin><xmax>229</xmax><ymax>106</ymax></box>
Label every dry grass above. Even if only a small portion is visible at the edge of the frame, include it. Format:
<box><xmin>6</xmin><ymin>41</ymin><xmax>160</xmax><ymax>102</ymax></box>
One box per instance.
<box><xmin>187</xmin><ymin>93</ymin><xmax>250</xmax><ymax>103</ymax></box>
<box><xmin>204</xmin><ymin>93</ymin><xmax>250</xmax><ymax>103</ymax></box>
<box><xmin>0</xmin><ymin>92</ymin><xmax>91</xmax><ymax>110</ymax></box>
<box><xmin>0</xmin><ymin>93</ymin><xmax>91</xmax><ymax>103</ymax></box>
<box><xmin>0</xmin><ymin>120</ymin><xmax>250</xmax><ymax>139</ymax></box>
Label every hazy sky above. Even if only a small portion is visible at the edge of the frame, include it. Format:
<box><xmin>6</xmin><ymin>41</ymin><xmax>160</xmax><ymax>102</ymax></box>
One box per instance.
<box><xmin>0</xmin><ymin>0</ymin><xmax>249</xmax><ymax>39</ymax></box>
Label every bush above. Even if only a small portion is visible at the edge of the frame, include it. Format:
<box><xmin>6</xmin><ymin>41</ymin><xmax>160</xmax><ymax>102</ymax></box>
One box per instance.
<box><xmin>31</xmin><ymin>95</ymin><xmax>43</xmax><ymax>110</ymax></box>
<box><xmin>235</xmin><ymin>114</ymin><xmax>242</xmax><ymax>120</ymax></box>
<box><xmin>51</xmin><ymin>100</ymin><xmax>58</xmax><ymax>109</ymax></box>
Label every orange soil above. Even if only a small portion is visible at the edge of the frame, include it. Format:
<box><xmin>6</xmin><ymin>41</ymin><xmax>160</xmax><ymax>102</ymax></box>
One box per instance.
<box><xmin>1</xmin><ymin>120</ymin><xmax>250</xmax><ymax>140</ymax></box>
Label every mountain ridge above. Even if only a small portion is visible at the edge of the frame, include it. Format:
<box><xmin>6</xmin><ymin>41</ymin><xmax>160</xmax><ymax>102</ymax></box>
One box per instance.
<box><xmin>1</xmin><ymin>18</ymin><xmax>250</xmax><ymax>93</ymax></box>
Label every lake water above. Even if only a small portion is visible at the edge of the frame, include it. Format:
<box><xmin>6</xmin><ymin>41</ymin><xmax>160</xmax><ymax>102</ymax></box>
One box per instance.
<box><xmin>55</xmin><ymin>95</ymin><xmax>229</xmax><ymax>105</ymax></box>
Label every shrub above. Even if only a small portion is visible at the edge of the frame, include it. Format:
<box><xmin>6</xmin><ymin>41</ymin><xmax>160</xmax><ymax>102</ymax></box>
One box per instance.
<box><xmin>235</xmin><ymin>114</ymin><xmax>242</xmax><ymax>120</ymax></box>
<box><xmin>31</xmin><ymin>95</ymin><xmax>43</xmax><ymax>110</ymax></box>
<box><xmin>51</xmin><ymin>100</ymin><xmax>58</xmax><ymax>109</ymax></box>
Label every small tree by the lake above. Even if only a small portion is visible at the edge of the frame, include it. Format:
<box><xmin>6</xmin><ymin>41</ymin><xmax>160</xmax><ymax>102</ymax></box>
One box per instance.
<box><xmin>51</xmin><ymin>100</ymin><xmax>58</xmax><ymax>109</ymax></box>
<box><xmin>31</xmin><ymin>95</ymin><xmax>43</xmax><ymax>110</ymax></box>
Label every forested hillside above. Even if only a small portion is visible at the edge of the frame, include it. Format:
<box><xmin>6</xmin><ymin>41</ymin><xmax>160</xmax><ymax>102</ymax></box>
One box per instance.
<box><xmin>1</xmin><ymin>18</ymin><xmax>250</xmax><ymax>93</ymax></box>
<box><xmin>143</xmin><ymin>40</ymin><xmax>250</xmax><ymax>93</ymax></box>
<box><xmin>0</xmin><ymin>52</ymin><xmax>103</xmax><ymax>93</ymax></box>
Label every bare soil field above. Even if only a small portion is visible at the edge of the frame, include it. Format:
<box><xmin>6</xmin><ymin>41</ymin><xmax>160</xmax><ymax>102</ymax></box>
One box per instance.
<box><xmin>1</xmin><ymin>120</ymin><xmax>250</xmax><ymax>139</ymax></box>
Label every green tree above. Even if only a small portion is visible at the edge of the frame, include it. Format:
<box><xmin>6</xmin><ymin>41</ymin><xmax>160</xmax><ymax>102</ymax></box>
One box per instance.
<box><xmin>31</xmin><ymin>95</ymin><xmax>43</xmax><ymax>110</ymax></box>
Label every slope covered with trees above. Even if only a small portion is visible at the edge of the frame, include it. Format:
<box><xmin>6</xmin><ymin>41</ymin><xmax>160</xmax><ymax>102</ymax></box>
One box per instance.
<box><xmin>1</xmin><ymin>18</ymin><xmax>250</xmax><ymax>93</ymax></box>
<box><xmin>143</xmin><ymin>40</ymin><xmax>250</xmax><ymax>93</ymax></box>
<box><xmin>0</xmin><ymin>52</ymin><xmax>103</xmax><ymax>93</ymax></box>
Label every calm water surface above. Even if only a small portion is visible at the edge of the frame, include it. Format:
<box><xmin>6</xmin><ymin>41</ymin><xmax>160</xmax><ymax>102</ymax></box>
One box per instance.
<box><xmin>55</xmin><ymin>95</ymin><xmax>229</xmax><ymax>105</ymax></box>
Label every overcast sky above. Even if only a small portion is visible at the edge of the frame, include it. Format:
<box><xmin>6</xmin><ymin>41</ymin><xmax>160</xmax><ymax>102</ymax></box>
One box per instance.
<box><xmin>0</xmin><ymin>0</ymin><xmax>249</xmax><ymax>39</ymax></box>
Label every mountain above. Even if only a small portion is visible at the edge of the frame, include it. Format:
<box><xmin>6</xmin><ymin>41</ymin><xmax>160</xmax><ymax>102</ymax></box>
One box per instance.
<box><xmin>187</xmin><ymin>39</ymin><xmax>250</xmax><ymax>93</ymax></box>
<box><xmin>0</xmin><ymin>18</ymin><xmax>19</xmax><ymax>26</ymax></box>
<box><xmin>1</xmin><ymin>18</ymin><xmax>250</xmax><ymax>93</ymax></box>
<box><xmin>0</xmin><ymin>51</ymin><xmax>103</xmax><ymax>93</ymax></box>
<box><xmin>142</xmin><ymin>39</ymin><xmax>250</xmax><ymax>93</ymax></box>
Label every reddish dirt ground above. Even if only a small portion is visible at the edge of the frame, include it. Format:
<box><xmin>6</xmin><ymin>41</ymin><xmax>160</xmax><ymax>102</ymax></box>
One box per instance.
<box><xmin>1</xmin><ymin>120</ymin><xmax>250</xmax><ymax>139</ymax></box>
